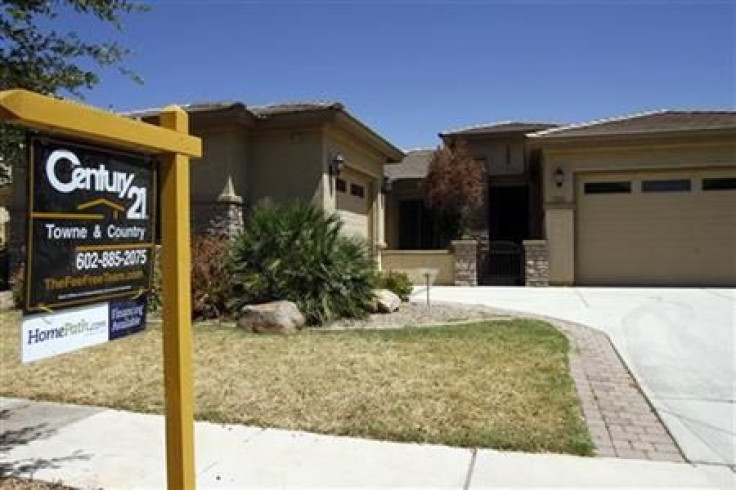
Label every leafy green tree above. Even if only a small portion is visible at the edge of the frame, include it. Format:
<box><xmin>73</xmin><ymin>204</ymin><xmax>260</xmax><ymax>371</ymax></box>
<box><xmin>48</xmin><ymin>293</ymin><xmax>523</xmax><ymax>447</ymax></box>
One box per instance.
<box><xmin>0</xmin><ymin>0</ymin><xmax>148</xmax><ymax>184</ymax></box>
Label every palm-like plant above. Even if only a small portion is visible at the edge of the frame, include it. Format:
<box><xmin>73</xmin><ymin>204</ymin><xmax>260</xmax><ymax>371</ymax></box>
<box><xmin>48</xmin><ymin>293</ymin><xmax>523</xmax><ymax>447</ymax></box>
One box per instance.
<box><xmin>229</xmin><ymin>203</ymin><xmax>376</xmax><ymax>325</ymax></box>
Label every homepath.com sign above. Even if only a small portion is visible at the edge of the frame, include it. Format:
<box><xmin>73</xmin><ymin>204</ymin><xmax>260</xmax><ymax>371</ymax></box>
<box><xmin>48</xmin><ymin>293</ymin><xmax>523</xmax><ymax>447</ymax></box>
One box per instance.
<box><xmin>22</xmin><ymin>136</ymin><xmax>156</xmax><ymax>363</ymax></box>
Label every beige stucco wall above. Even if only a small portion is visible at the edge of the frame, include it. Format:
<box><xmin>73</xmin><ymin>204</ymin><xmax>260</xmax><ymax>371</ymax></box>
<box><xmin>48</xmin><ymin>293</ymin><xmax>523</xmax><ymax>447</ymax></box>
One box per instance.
<box><xmin>192</xmin><ymin>126</ymin><xmax>249</xmax><ymax>203</ymax></box>
<box><xmin>381</xmin><ymin>249</ymin><xmax>454</xmax><ymax>285</ymax></box>
<box><xmin>247</xmin><ymin>129</ymin><xmax>324</xmax><ymax>207</ymax></box>
<box><xmin>541</xmin><ymin>137</ymin><xmax>736</xmax><ymax>284</ymax></box>
<box><xmin>465</xmin><ymin>137</ymin><xmax>526</xmax><ymax>177</ymax></box>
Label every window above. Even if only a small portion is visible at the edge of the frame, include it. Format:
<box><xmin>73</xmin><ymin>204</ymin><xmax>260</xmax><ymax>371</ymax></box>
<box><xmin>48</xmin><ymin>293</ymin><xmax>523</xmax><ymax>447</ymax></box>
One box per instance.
<box><xmin>703</xmin><ymin>177</ymin><xmax>736</xmax><ymax>191</ymax></box>
<box><xmin>350</xmin><ymin>183</ymin><xmax>365</xmax><ymax>198</ymax></box>
<box><xmin>336</xmin><ymin>178</ymin><xmax>346</xmax><ymax>193</ymax></box>
<box><xmin>642</xmin><ymin>179</ymin><xmax>691</xmax><ymax>193</ymax></box>
<box><xmin>584</xmin><ymin>182</ymin><xmax>631</xmax><ymax>194</ymax></box>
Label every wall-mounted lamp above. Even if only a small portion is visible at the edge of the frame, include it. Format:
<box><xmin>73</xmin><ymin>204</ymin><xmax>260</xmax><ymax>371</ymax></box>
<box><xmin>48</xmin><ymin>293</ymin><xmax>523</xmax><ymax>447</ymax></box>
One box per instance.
<box><xmin>382</xmin><ymin>176</ymin><xmax>393</xmax><ymax>193</ymax></box>
<box><xmin>330</xmin><ymin>153</ymin><xmax>345</xmax><ymax>177</ymax></box>
<box><xmin>554</xmin><ymin>167</ymin><xmax>565</xmax><ymax>188</ymax></box>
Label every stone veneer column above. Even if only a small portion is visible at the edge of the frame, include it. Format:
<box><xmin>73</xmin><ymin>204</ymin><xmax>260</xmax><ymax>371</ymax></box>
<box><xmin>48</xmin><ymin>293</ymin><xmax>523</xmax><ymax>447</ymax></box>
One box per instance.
<box><xmin>523</xmin><ymin>240</ymin><xmax>549</xmax><ymax>287</ymax></box>
<box><xmin>451</xmin><ymin>239</ymin><xmax>478</xmax><ymax>287</ymax></box>
<box><xmin>193</xmin><ymin>176</ymin><xmax>245</xmax><ymax>237</ymax></box>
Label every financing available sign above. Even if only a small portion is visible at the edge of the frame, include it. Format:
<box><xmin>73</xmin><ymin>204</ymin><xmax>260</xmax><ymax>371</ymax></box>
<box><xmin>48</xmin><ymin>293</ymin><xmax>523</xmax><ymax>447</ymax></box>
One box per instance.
<box><xmin>25</xmin><ymin>136</ymin><xmax>156</xmax><ymax>312</ymax></box>
<box><xmin>21</xmin><ymin>299</ymin><xmax>148</xmax><ymax>363</ymax></box>
<box><xmin>21</xmin><ymin>135</ymin><xmax>156</xmax><ymax>363</ymax></box>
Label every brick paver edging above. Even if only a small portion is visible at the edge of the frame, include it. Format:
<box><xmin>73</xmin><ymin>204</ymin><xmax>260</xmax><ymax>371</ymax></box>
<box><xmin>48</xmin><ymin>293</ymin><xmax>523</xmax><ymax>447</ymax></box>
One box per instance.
<box><xmin>547</xmin><ymin>317</ymin><xmax>685</xmax><ymax>462</ymax></box>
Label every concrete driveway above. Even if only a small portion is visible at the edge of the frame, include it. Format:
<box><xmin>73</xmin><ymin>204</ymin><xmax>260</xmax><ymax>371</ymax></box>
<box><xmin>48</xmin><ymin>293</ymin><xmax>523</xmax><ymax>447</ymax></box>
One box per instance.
<box><xmin>414</xmin><ymin>286</ymin><xmax>736</xmax><ymax>467</ymax></box>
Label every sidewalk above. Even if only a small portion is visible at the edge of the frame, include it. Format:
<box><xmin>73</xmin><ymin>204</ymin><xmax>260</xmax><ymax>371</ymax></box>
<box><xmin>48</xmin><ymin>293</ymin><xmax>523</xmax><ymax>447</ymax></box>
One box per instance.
<box><xmin>2</xmin><ymin>398</ymin><xmax>733</xmax><ymax>489</ymax></box>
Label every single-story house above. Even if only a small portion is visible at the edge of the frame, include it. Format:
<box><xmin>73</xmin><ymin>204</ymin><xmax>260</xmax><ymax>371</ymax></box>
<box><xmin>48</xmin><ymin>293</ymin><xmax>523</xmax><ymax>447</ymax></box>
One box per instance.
<box><xmin>6</xmin><ymin>100</ymin><xmax>404</xmax><ymax>272</ymax></box>
<box><xmin>384</xmin><ymin>111</ymin><xmax>736</xmax><ymax>287</ymax></box>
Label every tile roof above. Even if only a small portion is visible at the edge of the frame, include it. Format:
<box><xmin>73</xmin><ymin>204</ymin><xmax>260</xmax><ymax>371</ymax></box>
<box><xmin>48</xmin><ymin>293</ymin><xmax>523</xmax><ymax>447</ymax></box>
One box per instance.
<box><xmin>529</xmin><ymin>110</ymin><xmax>736</xmax><ymax>139</ymax></box>
<box><xmin>248</xmin><ymin>101</ymin><xmax>343</xmax><ymax>116</ymax></box>
<box><xmin>440</xmin><ymin>121</ymin><xmax>560</xmax><ymax>136</ymax></box>
<box><xmin>122</xmin><ymin>99</ymin><xmax>403</xmax><ymax>161</ymax></box>
<box><xmin>124</xmin><ymin>101</ymin><xmax>243</xmax><ymax>119</ymax></box>
<box><xmin>384</xmin><ymin>148</ymin><xmax>434</xmax><ymax>180</ymax></box>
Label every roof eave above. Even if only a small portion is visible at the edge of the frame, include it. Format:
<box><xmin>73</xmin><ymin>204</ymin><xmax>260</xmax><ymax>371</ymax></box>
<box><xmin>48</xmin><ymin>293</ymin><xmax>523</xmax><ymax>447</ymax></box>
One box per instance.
<box><xmin>529</xmin><ymin>127</ymin><xmax>736</xmax><ymax>147</ymax></box>
<box><xmin>333</xmin><ymin>111</ymin><xmax>404</xmax><ymax>163</ymax></box>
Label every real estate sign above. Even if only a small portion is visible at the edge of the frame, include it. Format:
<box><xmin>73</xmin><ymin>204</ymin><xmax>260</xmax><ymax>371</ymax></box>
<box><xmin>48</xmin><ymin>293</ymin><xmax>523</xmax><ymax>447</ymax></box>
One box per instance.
<box><xmin>21</xmin><ymin>135</ymin><xmax>156</xmax><ymax>363</ymax></box>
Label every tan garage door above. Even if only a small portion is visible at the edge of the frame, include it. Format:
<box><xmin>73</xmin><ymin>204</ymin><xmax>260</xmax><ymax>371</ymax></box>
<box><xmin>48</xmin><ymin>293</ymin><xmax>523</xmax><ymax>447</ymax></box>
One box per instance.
<box><xmin>336</xmin><ymin>174</ymin><xmax>371</xmax><ymax>240</ymax></box>
<box><xmin>576</xmin><ymin>169</ymin><xmax>736</xmax><ymax>286</ymax></box>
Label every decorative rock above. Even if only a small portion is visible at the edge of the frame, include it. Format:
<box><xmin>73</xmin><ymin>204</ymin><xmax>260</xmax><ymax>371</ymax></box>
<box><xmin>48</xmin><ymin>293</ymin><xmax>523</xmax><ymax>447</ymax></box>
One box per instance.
<box><xmin>372</xmin><ymin>289</ymin><xmax>401</xmax><ymax>313</ymax></box>
<box><xmin>238</xmin><ymin>300</ymin><xmax>305</xmax><ymax>334</ymax></box>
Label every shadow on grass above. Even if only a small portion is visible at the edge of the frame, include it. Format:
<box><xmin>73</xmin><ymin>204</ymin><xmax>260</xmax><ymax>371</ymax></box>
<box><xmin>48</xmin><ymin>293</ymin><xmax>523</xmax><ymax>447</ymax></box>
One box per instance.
<box><xmin>0</xmin><ymin>407</ymin><xmax>91</xmax><ymax>479</ymax></box>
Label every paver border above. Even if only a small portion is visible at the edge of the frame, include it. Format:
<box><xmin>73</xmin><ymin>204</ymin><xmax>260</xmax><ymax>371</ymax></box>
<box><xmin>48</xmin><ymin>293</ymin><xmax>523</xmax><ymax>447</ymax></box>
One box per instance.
<box><xmin>483</xmin><ymin>307</ymin><xmax>687</xmax><ymax>462</ymax></box>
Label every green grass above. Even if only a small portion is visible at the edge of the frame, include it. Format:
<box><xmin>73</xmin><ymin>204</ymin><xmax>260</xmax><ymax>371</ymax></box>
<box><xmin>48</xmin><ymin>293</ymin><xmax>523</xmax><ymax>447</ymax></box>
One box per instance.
<box><xmin>0</xmin><ymin>311</ymin><xmax>593</xmax><ymax>455</ymax></box>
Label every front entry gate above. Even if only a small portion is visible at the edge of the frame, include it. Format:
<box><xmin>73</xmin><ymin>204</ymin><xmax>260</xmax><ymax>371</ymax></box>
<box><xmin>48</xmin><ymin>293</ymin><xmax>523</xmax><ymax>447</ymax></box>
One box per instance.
<box><xmin>480</xmin><ymin>241</ymin><xmax>524</xmax><ymax>285</ymax></box>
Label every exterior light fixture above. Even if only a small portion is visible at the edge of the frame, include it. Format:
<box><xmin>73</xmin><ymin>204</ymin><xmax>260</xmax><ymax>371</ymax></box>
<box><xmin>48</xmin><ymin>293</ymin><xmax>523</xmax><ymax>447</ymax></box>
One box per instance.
<box><xmin>554</xmin><ymin>167</ymin><xmax>565</xmax><ymax>188</ymax></box>
<box><xmin>330</xmin><ymin>153</ymin><xmax>345</xmax><ymax>176</ymax></box>
<box><xmin>382</xmin><ymin>176</ymin><xmax>393</xmax><ymax>193</ymax></box>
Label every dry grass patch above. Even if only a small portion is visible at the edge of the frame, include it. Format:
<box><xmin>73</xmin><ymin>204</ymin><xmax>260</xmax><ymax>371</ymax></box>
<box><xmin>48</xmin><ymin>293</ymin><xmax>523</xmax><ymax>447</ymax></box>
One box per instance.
<box><xmin>0</xmin><ymin>311</ymin><xmax>592</xmax><ymax>455</ymax></box>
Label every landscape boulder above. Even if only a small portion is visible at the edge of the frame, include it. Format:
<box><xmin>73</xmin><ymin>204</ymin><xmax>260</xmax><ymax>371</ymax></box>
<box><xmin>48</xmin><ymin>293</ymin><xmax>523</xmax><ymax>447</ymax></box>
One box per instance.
<box><xmin>371</xmin><ymin>289</ymin><xmax>401</xmax><ymax>314</ymax></box>
<box><xmin>238</xmin><ymin>300</ymin><xmax>305</xmax><ymax>334</ymax></box>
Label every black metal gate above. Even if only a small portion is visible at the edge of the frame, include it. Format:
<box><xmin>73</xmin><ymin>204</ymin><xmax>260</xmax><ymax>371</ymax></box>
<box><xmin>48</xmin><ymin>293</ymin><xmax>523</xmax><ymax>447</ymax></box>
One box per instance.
<box><xmin>480</xmin><ymin>241</ymin><xmax>524</xmax><ymax>286</ymax></box>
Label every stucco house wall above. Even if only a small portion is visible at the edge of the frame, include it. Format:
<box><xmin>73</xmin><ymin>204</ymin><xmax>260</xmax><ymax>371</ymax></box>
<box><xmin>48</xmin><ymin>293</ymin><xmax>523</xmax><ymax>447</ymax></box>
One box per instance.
<box><xmin>247</xmin><ymin>128</ymin><xmax>324</xmax><ymax>207</ymax></box>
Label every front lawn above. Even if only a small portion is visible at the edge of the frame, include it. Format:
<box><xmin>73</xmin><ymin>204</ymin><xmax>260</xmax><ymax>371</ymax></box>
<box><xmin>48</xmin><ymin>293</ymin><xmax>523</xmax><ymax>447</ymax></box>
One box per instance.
<box><xmin>0</xmin><ymin>311</ymin><xmax>592</xmax><ymax>455</ymax></box>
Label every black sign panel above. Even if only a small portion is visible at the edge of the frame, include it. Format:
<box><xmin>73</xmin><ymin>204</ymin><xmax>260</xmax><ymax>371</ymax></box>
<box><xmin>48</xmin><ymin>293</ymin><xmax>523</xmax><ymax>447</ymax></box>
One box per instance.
<box><xmin>25</xmin><ymin>136</ymin><xmax>157</xmax><ymax>313</ymax></box>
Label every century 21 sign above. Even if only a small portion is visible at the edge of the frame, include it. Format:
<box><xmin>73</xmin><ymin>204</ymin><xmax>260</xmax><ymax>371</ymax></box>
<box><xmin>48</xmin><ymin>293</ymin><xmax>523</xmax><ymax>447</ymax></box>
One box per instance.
<box><xmin>25</xmin><ymin>136</ymin><xmax>157</xmax><ymax>313</ymax></box>
<box><xmin>45</xmin><ymin>148</ymin><xmax>149</xmax><ymax>219</ymax></box>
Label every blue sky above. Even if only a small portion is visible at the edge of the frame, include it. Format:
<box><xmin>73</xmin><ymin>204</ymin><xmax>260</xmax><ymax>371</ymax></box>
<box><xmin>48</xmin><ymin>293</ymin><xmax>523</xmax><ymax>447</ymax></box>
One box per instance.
<box><xmin>67</xmin><ymin>0</ymin><xmax>734</xmax><ymax>149</ymax></box>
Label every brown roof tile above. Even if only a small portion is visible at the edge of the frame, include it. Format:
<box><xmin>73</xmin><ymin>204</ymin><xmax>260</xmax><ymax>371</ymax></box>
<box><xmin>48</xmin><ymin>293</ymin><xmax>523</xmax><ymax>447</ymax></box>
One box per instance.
<box><xmin>440</xmin><ymin>121</ymin><xmax>559</xmax><ymax>137</ymax></box>
<box><xmin>530</xmin><ymin>110</ymin><xmax>736</xmax><ymax>139</ymax></box>
<box><xmin>384</xmin><ymin>149</ymin><xmax>434</xmax><ymax>180</ymax></box>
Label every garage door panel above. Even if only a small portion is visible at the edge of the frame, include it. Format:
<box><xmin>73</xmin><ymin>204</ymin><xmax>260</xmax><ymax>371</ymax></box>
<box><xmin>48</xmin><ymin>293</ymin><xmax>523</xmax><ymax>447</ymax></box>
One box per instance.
<box><xmin>576</xmin><ymin>169</ymin><xmax>736</xmax><ymax>286</ymax></box>
<box><xmin>336</xmin><ymin>174</ymin><xmax>370</xmax><ymax>240</ymax></box>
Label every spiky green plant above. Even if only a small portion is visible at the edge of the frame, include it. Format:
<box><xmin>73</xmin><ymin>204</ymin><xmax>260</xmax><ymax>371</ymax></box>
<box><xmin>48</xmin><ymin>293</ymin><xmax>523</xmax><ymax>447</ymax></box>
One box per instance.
<box><xmin>229</xmin><ymin>203</ymin><xmax>376</xmax><ymax>325</ymax></box>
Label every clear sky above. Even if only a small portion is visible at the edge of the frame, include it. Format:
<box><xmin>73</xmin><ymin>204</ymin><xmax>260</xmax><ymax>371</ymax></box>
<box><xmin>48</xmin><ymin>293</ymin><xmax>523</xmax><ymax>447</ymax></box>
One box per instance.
<box><xmin>67</xmin><ymin>0</ymin><xmax>734</xmax><ymax>150</ymax></box>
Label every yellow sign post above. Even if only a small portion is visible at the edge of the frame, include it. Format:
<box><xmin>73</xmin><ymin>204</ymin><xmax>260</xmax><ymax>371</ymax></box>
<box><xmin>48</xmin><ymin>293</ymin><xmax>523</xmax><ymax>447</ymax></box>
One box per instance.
<box><xmin>0</xmin><ymin>89</ymin><xmax>202</xmax><ymax>489</ymax></box>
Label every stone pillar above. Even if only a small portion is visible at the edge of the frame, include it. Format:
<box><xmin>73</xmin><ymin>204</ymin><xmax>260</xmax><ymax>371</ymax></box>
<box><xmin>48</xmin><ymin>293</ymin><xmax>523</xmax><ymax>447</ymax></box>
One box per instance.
<box><xmin>204</xmin><ymin>201</ymin><xmax>244</xmax><ymax>237</ymax></box>
<box><xmin>523</xmin><ymin>240</ymin><xmax>549</xmax><ymax>287</ymax></box>
<box><xmin>452</xmin><ymin>239</ymin><xmax>478</xmax><ymax>287</ymax></box>
<box><xmin>193</xmin><ymin>176</ymin><xmax>245</xmax><ymax>237</ymax></box>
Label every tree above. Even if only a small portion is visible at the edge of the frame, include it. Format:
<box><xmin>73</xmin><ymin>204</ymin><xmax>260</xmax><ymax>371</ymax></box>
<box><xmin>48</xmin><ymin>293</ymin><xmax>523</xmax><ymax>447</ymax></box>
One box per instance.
<box><xmin>0</xmin><ymin>0</ymin><xmax>148</xmax><ymax>184</ymax></box>
<box><xmin>423</xmin><ymin>140</ymin><xmax>486</xmax><ymax>243</ymax></box>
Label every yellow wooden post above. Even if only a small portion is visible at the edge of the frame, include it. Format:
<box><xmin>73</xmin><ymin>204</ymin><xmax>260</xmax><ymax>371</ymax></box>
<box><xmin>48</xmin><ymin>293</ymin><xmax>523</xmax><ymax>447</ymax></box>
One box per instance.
<box><xmin>159</xmin><ymin>106</ymin><xmax>196</xmax><ymax>490</ymax></box>
<box><xmin>0</xmin><ymin>90</ymin><xmax>202</xmax><ymax>488</ymax></box>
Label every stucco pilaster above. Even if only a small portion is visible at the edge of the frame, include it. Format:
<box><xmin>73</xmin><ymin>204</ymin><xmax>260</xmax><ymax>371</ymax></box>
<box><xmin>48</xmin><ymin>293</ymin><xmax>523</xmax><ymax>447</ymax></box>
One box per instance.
<box><xmin>544</xmin><ymin>205</ymin><xmax>575</xmax><ymax>285</ymax></box>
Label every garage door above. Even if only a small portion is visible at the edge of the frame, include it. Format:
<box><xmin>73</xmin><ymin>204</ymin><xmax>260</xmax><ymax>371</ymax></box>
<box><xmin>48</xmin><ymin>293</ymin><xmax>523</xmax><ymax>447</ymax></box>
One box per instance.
<box><xmin>576</xmin><ymin>169</ymin><xmax>736</xmax><ymax>286</ymax></box>
<box><xmin>336</xmin><ymin>174</ymin><xmax>371</xmax><ymax>240</ymax></box>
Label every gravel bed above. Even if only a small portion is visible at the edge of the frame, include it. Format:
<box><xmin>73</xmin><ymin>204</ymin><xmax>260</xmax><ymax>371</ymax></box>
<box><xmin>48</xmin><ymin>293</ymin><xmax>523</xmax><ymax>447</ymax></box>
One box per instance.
<box><xmin>324</xmin><ymin>301</ymin><xmax>510</xmax><ymax>330</ymax></box>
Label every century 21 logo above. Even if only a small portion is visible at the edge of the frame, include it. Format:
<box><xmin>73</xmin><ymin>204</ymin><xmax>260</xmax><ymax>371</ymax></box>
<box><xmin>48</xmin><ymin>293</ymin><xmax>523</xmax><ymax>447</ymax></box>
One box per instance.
<box><xmin>46</xmin><ymin>149</ymin><xmax>148</xmax><ymax>220</ymax></box>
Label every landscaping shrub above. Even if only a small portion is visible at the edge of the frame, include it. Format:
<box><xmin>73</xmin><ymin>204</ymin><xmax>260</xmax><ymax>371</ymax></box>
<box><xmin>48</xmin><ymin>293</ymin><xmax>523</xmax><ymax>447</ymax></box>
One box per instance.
<box><xmin>374</xmin><ymin>270</ymin><xmax>413</xmax><ymax>301</ymax></box>
<box><xmin>147</xmin><ymin>235</ymin><xmax>232</xmax><ymax>319</ymax></box>
<box><xmin>191</xmin><ymin>235</ymin><xmax>231</xmax><ymax>319</ymax></box>
<box><xmin>229</xmin><ymin>203</ymin><xmax>376</xmax><ymax>325</ymax></box>
<box><xmin>147</xmin><ymin>250</ymin><xmax>162</xmax><ymax>313</ymax></box>
<box><xmin>9</xmin><ymin>264</ymin><xmax>24</xmax><ymax>308</ymax></box>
